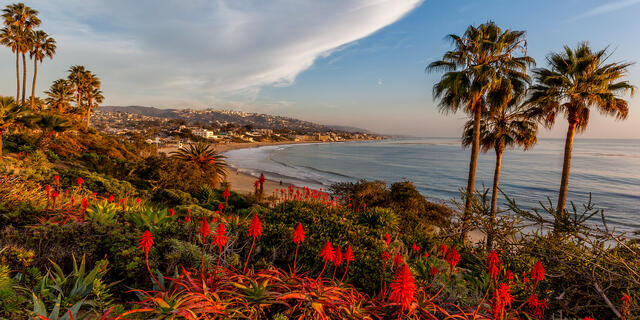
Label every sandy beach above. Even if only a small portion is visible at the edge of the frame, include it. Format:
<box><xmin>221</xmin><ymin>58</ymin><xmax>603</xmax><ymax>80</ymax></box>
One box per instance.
<box><xmin>158</xmin><ymin>141</ymin><xmax>316</xmax><ymax>197</ymax></box>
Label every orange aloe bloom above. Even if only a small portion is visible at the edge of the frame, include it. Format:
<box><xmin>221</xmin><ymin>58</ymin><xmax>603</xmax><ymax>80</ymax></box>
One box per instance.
<box><xmin>138</xmin><ymin>230</ymin><xmax>154</xmax><ymax>254</ymax></box>
<box><xmin>292</xmin><ymin>223</ymin><xmax>305</xmax><ymax>244</ymax></box>
<box><xmin>389</xmin><ymin>264</ymin><xmax>416</xmax><ymax>311</ymax></box>
<box><xmin>248</xmin><ymin>214</ymin><xmax>262</xmax><ymax>238</ymax></box>
<box><xmin>530</xmin><ymin>260</ymin><xmax>545</xmax><ymax>285</ymax></box>
<box><xmin>445</xmin><ymin>246</ymin><xmax>460</xmax><ymax>272</ymax></box>
<box><xmin>213</xmin><ymin>224</ymin><xmax>229</xmax><ymax>248</ymax></box>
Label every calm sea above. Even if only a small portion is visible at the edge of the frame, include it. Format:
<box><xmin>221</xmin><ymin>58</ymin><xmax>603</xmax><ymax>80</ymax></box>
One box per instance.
<box><xmin>225</xmin><ymin>138</ymin><xmax>640</xmax><ymax>233</ymax></box>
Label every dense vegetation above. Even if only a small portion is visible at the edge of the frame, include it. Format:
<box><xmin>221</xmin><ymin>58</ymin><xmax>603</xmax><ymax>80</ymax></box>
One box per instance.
<box><xmin>0</xmin><ymin>2</ymin><xmax>638</xmax><ymax>320</ymax></box>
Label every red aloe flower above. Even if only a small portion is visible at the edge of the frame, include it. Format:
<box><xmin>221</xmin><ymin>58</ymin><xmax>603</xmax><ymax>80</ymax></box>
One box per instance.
<box><xmin>77</xmin><ymin>177</ymin><xmax>84</xmax><ymax>188</ymax></box>
<box><xmin>50</xmin><ymin>190</ymin><xmax>59</xmax><ymax>207</ymax></box>
<box><xmin>200</xmin><ymin>218</ymin><xmax>211</xmax><ymax>273</ymax></box>
<box><xmin>385</xmin><ymin>233</ymin><xmax>391</xmax><ymax>246</ymax></box>
<box><xmin>430</xmin><ymin>267</ymin><xmax>439</xmax><ymax>276</ymax></box>
<box><xmin>389</xmin><ymin>264</ymin><xmax>417</xmax><ymax>312</ymax></box>
<box><xmin>382</xmin><ymin>251</ymin><xmax>391</xmax><ymax>263</ymax></box>
<box><xmin>81</xmin><ymin>197</ymin><xmax>89</xmax><ymax>213</ymax></box>
<box><xmin>108</xmin><ymin>194</ymin><xmax>114</xmax><ymax>203</ymax></box>
<box><xmin>621</xmin><ymin>293</ymin><xmax>631</xmax><ymax>304</ymax></box>
<box><xmin>54</xmin><ymin>175</ymin><xmax>60</xmax><ymax>188</ymax></box>
<box><xmin>423</xmin><ymin>251</ymin><xmax>429</xmax><ymax>259</ymax></box>
<box><xmin>487</xmin><ymin>250</ymin><xmax>501</xmax><ymax>282</ymax></box>
<box><xmin>45</xmin><ymin>185</ymin><xmax>51</xmax><ymax>198</ymax></box>
<box><xmin>492</xmin><ymin>283</ymin><xmax>514</xmax><ymax>320</ymax></box>
<box><xmin>411</xmin><ymin>243</ymin><xmax>420</xmax><ymax>254</ymax></box>
<box><xmin>445</xmin><ymin>246</ymin><xmax>460</xmax><ymax>272</ymax></box>
<box><xmin>439</xmin><ymin>243</ymin><xmax>448</xmax><ymax>257</ymax></box>
<box><xmin>582</xmin><ymin>318</ymin><xmax>595</xmax><ymax>320</ymax></box>
<box><xmin>340</xmin><ymin>245</ymin><xmax>354</xmax><ymax>283</ymax></box>
<box><xmin>292</xmin><ymin>223</ymin><xmax>305</xmax><ymax>274</ymax></box>
<box><xmin>168</xmin><ymin>208</ymin><xmax>174</xmax><ymax>216</ymax></box>
<box><xmin>213</xmin><ymin>223</ymin><xmax>229</xmax><ymax>274</ymax></box>
<box><xmin>527</xmin><ymin>294</ymin><xmax>548</xmax><ymax>319</ymax></box>
<box><xmin>393</xmin><ymin>251</ymin><xmax>403</xmax><ymax>268</ymax></box>
<box><xmin>505</xmin><ymin>270</ymin><xmax>514</xmax><ymax>282</ymax></box>
<box><xmin>316</xmin><ymin>241</ymin><xmax>334</xmax><ymax>281</ymax></box>
<box><xmin>621</xmin><ymin>293</ymin><xmax>632</xmax><ymax>319</ymax></box>
<box><xmin>223</xmin><ymin>189</ymin><xmax>230</xmax><ymax>202</ymax></box>
<box><xmin>138</xmin><ymin>231</ymin><xmax>162</xmax><ymax>289</ymax></box>
<box><xmin>530</xmin><ymin>260</ymin><xmax>545</xmax><ymax>285</ymax></box>
<box><xmin>243</xmin><ymin>214</ymin><xmax>262</xmax><ymax>273</ymax></box>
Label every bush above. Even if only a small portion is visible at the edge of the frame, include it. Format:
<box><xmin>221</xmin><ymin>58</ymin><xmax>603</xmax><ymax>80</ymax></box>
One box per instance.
<box><xmin>152</xmin><ymin>188</ymin><xmax>195</xmax><ymax>206</ymax></box>
<box><xmin>59</xmin><ymin>168</ymin><xmax>135</xmax><ymax>196</ymax></box>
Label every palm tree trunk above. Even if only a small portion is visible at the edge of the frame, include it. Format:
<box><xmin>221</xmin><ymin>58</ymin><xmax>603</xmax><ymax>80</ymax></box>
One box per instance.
<box><xmin>15</xmin><ymin>52</ymin><xmax>20</xmax><ymax>102</ymax></box>
<box><xmin>21</xmin><ymin>53</ymin><xmax>27</xmax><ymax>104</ymax></box>
<box><xmin>461</xmin><ymin>102</ymin><xmax>482</xmax><ymax>241</ymax></box>
<box><xmin>556</xmin><ymin>120</ymin><xmax>577</xmax><ymax>230</ymax></box>
<box><xmin>31</xmin><ymin>60</ymin><xmax>38</xmax><ymax>109</ymax></box>
<box><xmin>487</xmin><ymin>144</ymin><xmax>504</xmax><ymax>251</ymax></box>
<box><xmin>85</xmin><ymin>99</ymin><xmax>92</xmax><ymax>130</ymax></box>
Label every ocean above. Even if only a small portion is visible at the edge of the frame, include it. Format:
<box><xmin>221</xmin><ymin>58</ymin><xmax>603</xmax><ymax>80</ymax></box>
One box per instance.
<box><xmin>224</xmin><ymin>138</ymin><xmax>640</xmax><ymax>233</ymax></box>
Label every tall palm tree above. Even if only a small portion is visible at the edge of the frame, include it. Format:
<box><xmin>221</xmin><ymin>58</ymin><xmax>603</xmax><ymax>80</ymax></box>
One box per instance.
<box><xmin>82</xmin><ymin>72</ymin><xmax>102</xmax><ymax>130</ymax></box>
<box><xmin>0</xmin><ymin>25</ymin><xmax>24</xmax><ymax>102</ymax></box>
<box><xmin>44</xmin><ymin>79</ymin><xmax>74</xmax><ymax>113</ymax></box>
<box><xmin>426</xmin><ymin>21</ymin><xmax>534</xmax><ymax>240</ymax></box>
<box><xmin>170</xmin><ymin>142</ymin><xmax>229</xmax><ymax>187</ymax></box>
<box><xmin>463</xmin><ymin>85</ymin><xmax>537</xmax><ymax>250</ymax></box>
<box><xmin>67</xmin><ymin>65</ymin><xmax>88</xmax><ymax>111</ymax></box>
<box><xmin>29</xmin><ymin>30</ymin><xmax>56</xmax><ymax>109</ymax></box>
<box><xmin>0</xmin><ymin>96</ymin><xmax>23</xmax><ymax>158</ymax></box>
<box><xmin>2</xmin><ymin>3</ymin><xmax>41</xmax><ymax>104</ymax></box>
<box><xmin>527</xmin><ymin>43</ymin><xmax>635</xmax><ymax>226</ymax></box>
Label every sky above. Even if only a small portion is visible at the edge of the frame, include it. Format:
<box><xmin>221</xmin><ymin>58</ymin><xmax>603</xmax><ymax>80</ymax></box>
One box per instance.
<box><xmin>1</xmin><ymin>0</ymin><xmax>640</xmax><ymax>138</ymax></box>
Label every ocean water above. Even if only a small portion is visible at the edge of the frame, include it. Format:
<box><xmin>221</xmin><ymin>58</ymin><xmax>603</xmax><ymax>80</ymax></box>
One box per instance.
<box><xmin>224</xmin><ymin>138</ymin><xmax>640</xmax><ymax>232</ymax></box>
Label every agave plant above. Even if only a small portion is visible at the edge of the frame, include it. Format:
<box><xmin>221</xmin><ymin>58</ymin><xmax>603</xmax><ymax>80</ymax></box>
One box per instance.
<box><xmin>170</xmin><ymin>142</ymin><xmax>229</xmax><ymax>187</ymax></box>
<box><xmin>30</xmin><ymin>256</ymin><xmax>116</xmax><ymax>320</ymax></box>
<box><xmin>85</xmin><ymin>201</ymin><xmax>120</xmax><ymax>225</ymax></box>
<box><xmin>128</xmin><ymin>205</ymin><xmax>175</xmax><ymax>234</ymax></box>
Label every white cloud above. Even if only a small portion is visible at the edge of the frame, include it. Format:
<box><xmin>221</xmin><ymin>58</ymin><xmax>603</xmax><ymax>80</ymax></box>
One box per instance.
<box><xmin>568</xmin><ymin>0</ymin><xmax>640</xmax><ymax>22</ymax></box>
<box><xmin>0</xmin><ymin>0</ymin><xmax>422</xmax><ymax>108</ymax></box>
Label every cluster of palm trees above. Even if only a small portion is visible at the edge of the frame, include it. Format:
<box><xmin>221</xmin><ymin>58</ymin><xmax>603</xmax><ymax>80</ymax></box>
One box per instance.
<box><xmin>0</xmin><ymin>3</ymin><xmax>55</xmax><ymax>109</ymax></box>
<box><xmin>428</xmin><ymin>21</ymin><xmax>634</xmax><ymax>246</ymax></box>
<box><xmin>0</xmin><ymin>3</ymin><xmax>104</xmax><ymax>158</ymax></box>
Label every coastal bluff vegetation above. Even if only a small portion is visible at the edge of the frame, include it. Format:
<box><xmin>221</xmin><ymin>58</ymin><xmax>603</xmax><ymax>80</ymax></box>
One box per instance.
<box><xmin>0</xmin><ymin>2</ymin><xmax>638</xmax><ymax>320</ymax></box>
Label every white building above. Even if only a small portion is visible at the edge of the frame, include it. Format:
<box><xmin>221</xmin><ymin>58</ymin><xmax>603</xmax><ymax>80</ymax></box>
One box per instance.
<box><xmin>192</xmin><ymin>128</ymin><xmax>216</xmax><ymax>139</ymax></box>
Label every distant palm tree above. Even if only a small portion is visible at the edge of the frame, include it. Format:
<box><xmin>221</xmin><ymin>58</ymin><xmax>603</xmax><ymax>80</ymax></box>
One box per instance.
<box><xmin>44</xmin><ymin>79</ymin><xmax>74</xmax><ymax>113</ymax></box>
<box><xmin>170</xmin><ymin>142</ymin><xmax>229</xmax><ymax>187</ymax></box>
<box><xmin>29</xmin><ymin>30</ymin><xmax>56</xmax><ymax>109</ymax></box>
<box><xmin>0</xmin><ymin>96</ymin><xmax>23</xmax><ymax>158</ymax></box>
<box><xmin>527</xmin><ymin>43</ymin><xmax>635</xmax><ymax>225</ymax></box>
<box><xmin>463</xmin><ymin>85</ymin><xmax>537</xmax><ymax>250</ymax></box>
<box><xmin>82</xmin><ymin>72</ymin><xmax>102</xmax><ymax>130</ymax></box>
<box><xmin>67</xmin><ymin>65</ymin><xmax>88</xmax><ymax>110</ymax></box>
<box><xmin>2</xmin><ymin>3</ymin><xmax>41</xmax><ymax>104</ymax></box>
<box><xmin>426</xmin><ymin>21</ymin><xmax>534</xmax><ymax>240</ymax></box>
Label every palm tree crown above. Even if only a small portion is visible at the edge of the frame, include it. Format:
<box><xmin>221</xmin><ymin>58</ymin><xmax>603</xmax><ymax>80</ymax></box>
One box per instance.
<box><xmin>527</xmin><ymin>42</ymin><xmax>634</xmax><ymax>221</ymax></box>
<box><xmin>426</xmin><ymin>21</ymin><xmax>534</xmax><ymax>240</ymax></box>
<box><xmin>170</xmin><ymin>142</ymin><xmax>229</xmax><ymax>186</ymax></box>
<box><xmin>44</xmin><ymin>79</ymin><xmax>74</xmax><ymax>113</ymax></box>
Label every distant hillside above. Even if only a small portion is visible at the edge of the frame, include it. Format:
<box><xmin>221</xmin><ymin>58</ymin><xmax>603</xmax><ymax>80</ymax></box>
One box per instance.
<box><xmin>101</xmin><ymin>106</ymin><xmax>370</xmax><ymax>133</ymax></box>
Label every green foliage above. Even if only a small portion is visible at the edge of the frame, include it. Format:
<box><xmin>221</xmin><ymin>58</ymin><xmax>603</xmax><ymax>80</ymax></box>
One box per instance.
<box><xmin>127</xmin><ymin>205</ymin><xmax>175</xmax><ymax>234</ymax></box>
<box><xmin>60</xmin><ymin>168</ymin><xmax>134</xmax><ymax>196</ymax></box>
<box><xmin>0</xmin><ymin>264</ymin><xmax>27</xmax><ymax>318</ymax></box>
<box><xmin>152</xmin><ymin>188</ymin><xmax>195</xmax><ymax>206</ymax></box>
<box><xmin>85</xmin><ymin>201</ymin><xmax>120</xmax><ymax>226</ymax></box>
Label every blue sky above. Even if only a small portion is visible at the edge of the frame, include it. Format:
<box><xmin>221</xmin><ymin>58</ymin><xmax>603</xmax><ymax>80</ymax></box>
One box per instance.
<box><xmin>1</xmin><ymin>0</ymin><xmax>639</xmax><ymax>138</ymax></box>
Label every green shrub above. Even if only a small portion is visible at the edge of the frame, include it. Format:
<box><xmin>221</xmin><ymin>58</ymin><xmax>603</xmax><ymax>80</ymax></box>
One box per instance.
<box><xmin>60</xmin><ymin>169</ymin><xmax>135</xmax><ymax>196</ymax></box>
<box><xmin>152</xmin><ymin>188</ymin><xmax>195</xmax><ymax>206</ymax></box>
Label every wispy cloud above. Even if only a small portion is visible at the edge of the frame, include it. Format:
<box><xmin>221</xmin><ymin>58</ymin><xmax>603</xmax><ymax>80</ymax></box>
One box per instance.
<box><xmin>0</xmin><ymin>0</ymin><xmax>422</xmax><ymax>108</ymax></box>
<box><xmin>568</xmin><ymin>0</ymin><xmax>640</xmax><ymax>22</ymax></box>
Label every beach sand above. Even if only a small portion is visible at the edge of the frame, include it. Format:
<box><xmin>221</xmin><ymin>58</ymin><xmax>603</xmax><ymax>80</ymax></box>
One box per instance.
<box><xmin>158</xmin><ymin>141</ymin><xmax>308</xmax><ymax>197</ymax></box>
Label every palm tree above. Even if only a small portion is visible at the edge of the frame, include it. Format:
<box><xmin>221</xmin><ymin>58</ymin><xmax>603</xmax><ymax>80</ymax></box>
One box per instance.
<box><xmin>0</xmin><ymin>25</ymin><xmax>24</xmax><ymax>102</ymax></box>
<box><xmin>67</xmin><ymin>65</ymin><xmax>88</xmax><ymax>111</ymax></box>
<box><xmin>0</xmin><ymin>96</ymin><xmax>23</xmax><ymax>158</ymax></box>
<box><xmin>82</xmin><ymin>72</ymin><xmax>102</xmax><ymax>130</ymax></box>
<box><xmin>462</xmin><ymin>85</ymin><xmax>537</xmax><ymax>250</ymax></box>
<box><xmin>426</xmin><ymin>21</ymin><xmax>534</xmax><ymax>240</ymax></box>
<box><xmin>2</xmin><ymin>3</ymin><xmax>41</xmax><ymax>104</ymax></box>
<box><xmin>170</xmin><ymin>142</ymin><xmax>229</xmax><ymax>187</ymax></box>
<box><xmin>21</xmin><ymin>112</ymin><xmax>72</xmax><ymax>150</ymax></box>
<box><xmin>29</xmin><ymin>30</ymin><xmax>56</xmax><ymax>109</ymax></box>
<box><xmin>44</xmin><ymin>79</ymin><xmax>74</xmax><ymax>113</ymax></box>
<box><xmin>527</xmin><ymin>43</ymin><xmax>635</xmax><ymax>226</ymax></box>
